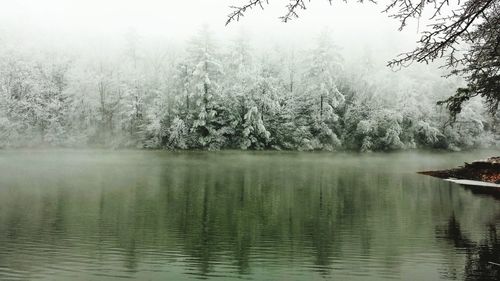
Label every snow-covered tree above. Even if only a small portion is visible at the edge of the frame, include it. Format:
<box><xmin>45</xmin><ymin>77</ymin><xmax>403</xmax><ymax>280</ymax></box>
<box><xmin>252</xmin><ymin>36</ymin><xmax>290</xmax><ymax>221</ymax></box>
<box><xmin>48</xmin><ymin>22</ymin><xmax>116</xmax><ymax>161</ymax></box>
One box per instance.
<box><xmin>0</xmin><ymin>26</ymin><xmax>496</xmax><ymax>151</ymax></box>
<box><xmin>183</xmin><ymin>25</ymin><xmax>226</xmax><ymax>149</ymax></box>
<box><xmin>301</xmin><ymin>30</ymin><xmax>344</xmax><ymax>150</ymax></box>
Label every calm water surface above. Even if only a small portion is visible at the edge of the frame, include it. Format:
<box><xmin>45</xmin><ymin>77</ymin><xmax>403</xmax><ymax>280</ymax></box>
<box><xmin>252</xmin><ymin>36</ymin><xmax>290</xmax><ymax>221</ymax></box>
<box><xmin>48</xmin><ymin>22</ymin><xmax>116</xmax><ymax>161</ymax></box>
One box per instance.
<box><xmin>0</xmin><ymin>150</ymin><xmax>499</xmax><ymax>281</ymax></box>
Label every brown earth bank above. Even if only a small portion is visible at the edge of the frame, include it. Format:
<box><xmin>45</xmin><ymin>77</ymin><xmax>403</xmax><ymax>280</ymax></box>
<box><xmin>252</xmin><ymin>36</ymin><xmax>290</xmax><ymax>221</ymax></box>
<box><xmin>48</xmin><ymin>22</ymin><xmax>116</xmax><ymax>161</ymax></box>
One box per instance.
<box><xmin>419</xmin><ymin>156</ymin><xmax>500</xmax><ymax>184</ymax></box>
<box><xmin>419</xmin><ymin>157</ymin><xmax>500</xmax><ymax>199</ymax></box>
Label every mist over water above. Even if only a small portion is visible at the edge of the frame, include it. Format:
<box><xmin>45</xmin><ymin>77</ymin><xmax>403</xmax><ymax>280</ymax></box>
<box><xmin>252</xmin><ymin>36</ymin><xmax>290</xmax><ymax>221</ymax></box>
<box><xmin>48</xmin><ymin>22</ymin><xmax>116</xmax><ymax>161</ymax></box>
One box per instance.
<box><xmin>0</xmin><ymin>1</ymin><xmax>499</xmax><ymax>280</ymax></box>
<box><xmin>0</xmin><ymin>150</ymin><xmax>499</xmax><ymax>280</ymax></box>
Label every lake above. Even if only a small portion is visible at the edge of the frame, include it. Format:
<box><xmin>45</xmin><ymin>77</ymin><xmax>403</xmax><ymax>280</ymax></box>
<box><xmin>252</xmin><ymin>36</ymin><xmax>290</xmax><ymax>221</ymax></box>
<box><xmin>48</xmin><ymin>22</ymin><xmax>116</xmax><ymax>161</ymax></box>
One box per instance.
<box><xmin>0</xmin><ymin>150</ymin><xmax>499</xmax><ymax>281</ymax></box>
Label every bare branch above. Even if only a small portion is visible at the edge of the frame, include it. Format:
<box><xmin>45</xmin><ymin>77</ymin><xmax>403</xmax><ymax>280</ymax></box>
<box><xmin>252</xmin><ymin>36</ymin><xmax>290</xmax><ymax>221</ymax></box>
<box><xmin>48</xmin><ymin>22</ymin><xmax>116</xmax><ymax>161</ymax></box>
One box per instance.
<box><xmin>226</xmin><ymin>0</ymin><xmax>270</xmax><ymax>26</ymax></box>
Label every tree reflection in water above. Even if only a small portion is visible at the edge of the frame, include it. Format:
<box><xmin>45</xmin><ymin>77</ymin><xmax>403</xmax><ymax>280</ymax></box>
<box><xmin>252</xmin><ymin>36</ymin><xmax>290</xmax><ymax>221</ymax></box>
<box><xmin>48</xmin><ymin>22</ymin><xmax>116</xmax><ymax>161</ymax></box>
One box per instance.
<box><xmin>1</xmin><ymin>150</ymin><xmax>500</xmax><ymax>280</ymax></box>
<box><xmin>437</xmin><ymin>214</ymin><xmax>500</xmax><ymax>281</ymax></box>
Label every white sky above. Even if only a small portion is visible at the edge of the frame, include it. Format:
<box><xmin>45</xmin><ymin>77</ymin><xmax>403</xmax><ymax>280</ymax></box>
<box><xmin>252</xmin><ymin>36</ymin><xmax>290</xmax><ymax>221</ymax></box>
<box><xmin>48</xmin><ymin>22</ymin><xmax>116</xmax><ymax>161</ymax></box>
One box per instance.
<box><xmin>0</xmin><ymin>0</ymin><xmax>422</xmax><ymax>59</ymax></box>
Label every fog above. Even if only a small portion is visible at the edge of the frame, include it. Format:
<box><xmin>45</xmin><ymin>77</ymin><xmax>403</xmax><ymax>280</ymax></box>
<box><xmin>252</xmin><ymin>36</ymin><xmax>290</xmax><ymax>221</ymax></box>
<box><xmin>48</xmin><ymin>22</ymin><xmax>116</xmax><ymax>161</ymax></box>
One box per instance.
<box><xmin>0</xmin><ymin>3</ymin><xmax>498</xmax><ymax>281</ymax></box>
<box><xmin>0</xmin><ymin>0</ymin><xmax>417</xmax><ymax>59</ymax></box>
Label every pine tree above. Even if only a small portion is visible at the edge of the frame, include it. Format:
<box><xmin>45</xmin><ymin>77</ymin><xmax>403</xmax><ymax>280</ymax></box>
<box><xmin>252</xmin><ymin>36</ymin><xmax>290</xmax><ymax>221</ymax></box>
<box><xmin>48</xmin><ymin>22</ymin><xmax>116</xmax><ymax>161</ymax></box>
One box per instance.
<box><xmin>184</xmin><ymin>25</ymin><xmax>225</xmax><ymax>149</ymax></box>
<box><xmin>302</xmin><ymin>30</ymin><xmax>344</xmax><ymax>150</ymax></box>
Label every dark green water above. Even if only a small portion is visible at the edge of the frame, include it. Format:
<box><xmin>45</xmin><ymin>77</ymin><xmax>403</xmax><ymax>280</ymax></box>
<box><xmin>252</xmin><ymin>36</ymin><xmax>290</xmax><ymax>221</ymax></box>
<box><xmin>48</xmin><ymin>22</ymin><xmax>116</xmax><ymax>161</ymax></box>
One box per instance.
<box><xmin>0</xmin><ymin>150</ymin><xmax>499</xmax><ymax>281</ymax></box>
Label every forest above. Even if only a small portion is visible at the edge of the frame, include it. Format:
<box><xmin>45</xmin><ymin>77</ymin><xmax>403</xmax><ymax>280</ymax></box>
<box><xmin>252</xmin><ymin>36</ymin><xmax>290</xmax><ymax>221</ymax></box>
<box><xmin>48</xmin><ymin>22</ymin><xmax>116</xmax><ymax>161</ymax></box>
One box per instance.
<box><xmin>0</xmin><ymin>27</ymin><xmax>498</xmax><ymax>151</ymax></box>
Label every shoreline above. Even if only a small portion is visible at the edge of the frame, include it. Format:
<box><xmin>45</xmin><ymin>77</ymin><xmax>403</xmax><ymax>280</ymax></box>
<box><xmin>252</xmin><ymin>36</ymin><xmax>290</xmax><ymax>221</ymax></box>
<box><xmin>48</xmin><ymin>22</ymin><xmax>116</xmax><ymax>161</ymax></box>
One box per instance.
<box><xmin>419</xmin><ymin>157</ymin><xmax>500</xmax><ymax>196</ymax></box>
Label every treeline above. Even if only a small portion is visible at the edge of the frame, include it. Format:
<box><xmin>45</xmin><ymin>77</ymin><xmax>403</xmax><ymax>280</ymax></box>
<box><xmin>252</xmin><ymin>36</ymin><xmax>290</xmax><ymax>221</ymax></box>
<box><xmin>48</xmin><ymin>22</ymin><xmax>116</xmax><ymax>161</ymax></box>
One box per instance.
<box><xmin>0</xmin><ymin>27</ymin><xmax>498</xmax><ymax>151</ymax></box>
